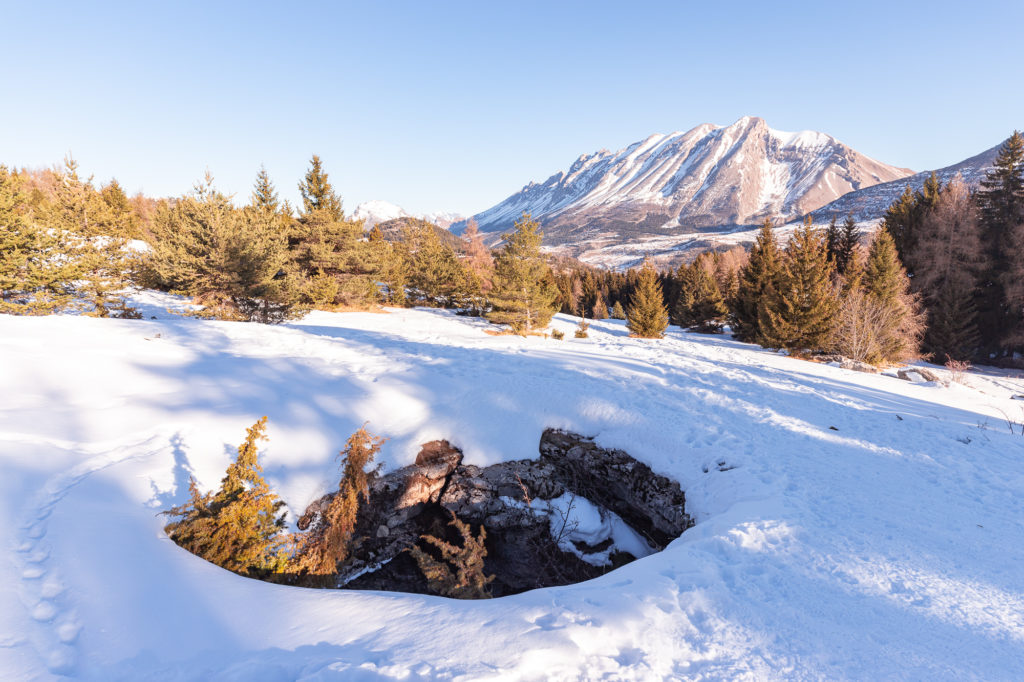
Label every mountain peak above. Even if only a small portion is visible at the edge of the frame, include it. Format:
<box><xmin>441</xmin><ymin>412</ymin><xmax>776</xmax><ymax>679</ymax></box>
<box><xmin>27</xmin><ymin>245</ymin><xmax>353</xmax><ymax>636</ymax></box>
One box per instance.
<box><xmin>465</xmin><ymin>118</ymin><xmax>913</xmax><ymax>265</ymax></box>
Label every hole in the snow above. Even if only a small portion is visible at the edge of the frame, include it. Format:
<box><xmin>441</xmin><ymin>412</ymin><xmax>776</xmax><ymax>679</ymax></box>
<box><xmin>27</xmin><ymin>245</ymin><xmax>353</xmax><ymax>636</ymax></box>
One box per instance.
<box><xmin>300</xmin><ymin>429</ymin><xmax>693</xmax><ymax>597</ymax></box>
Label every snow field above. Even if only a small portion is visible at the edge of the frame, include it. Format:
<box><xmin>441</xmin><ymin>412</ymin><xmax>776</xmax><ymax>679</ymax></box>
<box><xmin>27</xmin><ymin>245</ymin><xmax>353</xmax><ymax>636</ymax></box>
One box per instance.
<box><xmin>2</xmin><ymin>292</ymin><xmax>1024</xmax><ymax>680</ymax></box>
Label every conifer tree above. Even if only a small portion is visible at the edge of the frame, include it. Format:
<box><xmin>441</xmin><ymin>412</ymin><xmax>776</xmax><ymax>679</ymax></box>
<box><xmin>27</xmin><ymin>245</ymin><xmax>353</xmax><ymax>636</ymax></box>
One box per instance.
<box><xmin>611</xmin><ymin>300</ymin><xmax>626</xmax><ymax>319</ymax></box>
<box><xmin>147</xmin><ymin>175</ymin><xmax>300</xmax><ymax>322</ymax></box>
<box><xmin>291</xmin><ymin>425</ymin><xmax>385</xmax><ymax>584</ymax></box>
<box><xmin>759</xmin><ymin>217</ymin><xmax>838</xmax><ymax>351</ymax></box>
<box><xmin>835</xmin><ymin>215</ymin><xmax>860</xmax><ymax>276</ymax></box>
<box><xmin>461</xmin><ymin>218</ymin><xmax>494</xmax><ymax>293</ymax></box>
<box><xmin>0</xmin><ymin>167</ymin><xmax>81</xmax><ymax>313</ymax></box>
<box><xmin>592</xmin><ymin>292</ymin><xmax>608</xmax><ymax>320</ymax></box>
<box><xmin>732</xmin><ymin>219</ymin><xmax>782</xmax><ymax>343</ymax></box>
<box><xmin>882</xmin><ymin>173</ymin><xmax>941</xmax><ymax>276</ymax></box>
<box><xmin>100</xmin><ymin>179</ymin><xmax>141</xmax><ymax>239</ymax></box>
<box><xmin>251</xmin><ymin>165</ymin><xmax>280</xmax><ymax>214</ymax></box>
<box><xmin>298</xmin><ymin>155</ymin><xmax>343</xmax><ymax>221</ymax></box>
<box><xmin>976</xmin><ymin>131</ymin><xmax>1024</xmax><ymax>352</ymax></box>
<box><xmin>406</xmin><ymin>223</ymin><xmax>473</xmax><ymax>307</ymax></box>
<box><xmin>163</xmin><ymin>417</ymin><xmax>288</xmax><ymax>577</ymax></box>
<box><xmin>825</xmin><ymin>215</ymin><xmax>841</xmax><ymax>266</ymax></box>
<box><xmin>673</xmin><ymin>257</ymin><xmax>727</xmax><ymax>332</ymax></box>
<box><xmin>626</xmin><ymin>259</ymin><xmax>669</xmax><ymax>338</ymax></box>
<box><xmin>48</xmin><ymin>156</ymin><xmax>136</xmax><ymax>317</ymax></box>
<box><xmin>486</xmin><ymin>213</ymin><xmax>558</xmax><ymax>334</ymax></box>
<box><xmin>910</xmin><ymin>177</ymin><xmax>983</xmax><ymax>359</ymax></box>
<box><xmin>841</xmin><ymin>246</ymin><xmax>865</xmax><ymax>296</ymax></box>
<box><xmin>863</xmin><ymin>229</ymin><xmax>921</xmax><ymax>362</ymax></box>
<box><xmin>410</xmin><ymin>511</ymin><xmax>494</xmax><ymax>599</ymax></box>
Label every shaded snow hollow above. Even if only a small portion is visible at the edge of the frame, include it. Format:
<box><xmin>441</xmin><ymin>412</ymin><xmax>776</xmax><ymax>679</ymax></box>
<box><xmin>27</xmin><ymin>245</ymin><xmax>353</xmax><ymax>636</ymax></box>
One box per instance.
<box><xmin>2</xmin><ymin>292</ymin><xmax>1024</xmax><ymax>680</ymax></box>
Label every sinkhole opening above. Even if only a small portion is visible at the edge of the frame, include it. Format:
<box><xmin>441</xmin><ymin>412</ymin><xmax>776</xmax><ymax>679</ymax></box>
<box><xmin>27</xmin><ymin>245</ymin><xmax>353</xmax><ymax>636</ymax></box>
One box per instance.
<box><xmin>305</xmin><ymin>429</ymin><xmax>693</xmax><ymax>597</ymax></box>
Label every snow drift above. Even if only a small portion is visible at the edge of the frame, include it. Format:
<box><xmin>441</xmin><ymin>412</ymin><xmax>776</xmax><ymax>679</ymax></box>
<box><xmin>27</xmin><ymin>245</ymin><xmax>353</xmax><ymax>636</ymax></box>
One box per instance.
<box><xmin>2</xmin><ymin>293</ymin><xmax>1024</xmax><ymax>680</ymax></box>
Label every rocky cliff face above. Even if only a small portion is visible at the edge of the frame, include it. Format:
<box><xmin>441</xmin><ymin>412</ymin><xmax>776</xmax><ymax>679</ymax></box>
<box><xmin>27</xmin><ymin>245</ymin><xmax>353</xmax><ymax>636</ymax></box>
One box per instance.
<box><xmin>463</xmin><ymin>116</ymin><xmax>912</xmax><ymax>245</ymax></box>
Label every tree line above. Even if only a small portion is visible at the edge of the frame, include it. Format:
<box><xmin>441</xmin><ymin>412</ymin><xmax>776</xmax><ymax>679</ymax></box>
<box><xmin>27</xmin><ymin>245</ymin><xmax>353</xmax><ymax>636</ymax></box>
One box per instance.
<box><xmin>3</xmin><ymin>132</ymin><xmax>1022</xmax><ymax>365</ymax></box>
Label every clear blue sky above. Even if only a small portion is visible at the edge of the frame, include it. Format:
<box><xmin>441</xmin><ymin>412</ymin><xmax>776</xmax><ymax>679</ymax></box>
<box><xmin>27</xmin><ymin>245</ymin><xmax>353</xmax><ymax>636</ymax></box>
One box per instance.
<box><xmin>1</xmin><ymin>1</ymin><xmax>1021</xmax><ymax>216</ymax></box>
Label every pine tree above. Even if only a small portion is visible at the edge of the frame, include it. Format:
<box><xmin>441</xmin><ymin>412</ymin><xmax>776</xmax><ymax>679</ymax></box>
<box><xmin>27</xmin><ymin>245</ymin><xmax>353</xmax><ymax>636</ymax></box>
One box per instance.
<box><xmin>147</xmin><ymin>176</ymin><xmax>300</xmax><ymax>322</ymax></box>
<box><xmin>825</xmin><ymin>215</ymin><xmax>841</xmax><ymax>266</ymax></box>
<box><xmin>882</xmin><ymin>173</ymin><xmax>941</xmax><ymax>277</ymax></box>
<box><xmin>673</xmin><ymin>257</ymin><xmax>727</xmax><ymax>332</ymax></box>
<box><xmin>48</xmin><ymin>156</ymin><xmax>137</xmax><ymax>317</ymax></box>
<box><xmin>298</xmin><ymin>155</ymin><xmax>343</xmax><ymax>221</ymax></box>
<box><xmin>976</xmin><ymin>132</ymin><xmax>1024</xmax><ymax>353</ymax></box>
<box><xmin>732</xmin><ymin>219</ymin><xmax>782</xmax><ymax>343</ymax></box>
<box><xmin>0</xmin><ymin>167</ymin><xmax>81</xmax><ymax>313</ymax></box>
<box><xmin>759</xmin><ymin>217</ymin><xmax>838</xmax><ymax>352</ymax></box>
<box><xmin>100</xmin><ymin>179</ymin><xmax>141</xmax><ymax>239</ymax></box>
<box><xmin>863</xmin><ymin>229</ymin><xmax>921</xmax><ymax>362</ymax></box>
<box><xmin>910</xmin><ymin>177</ymin><xmax>983</xmax><ymax>360</ymax></box>
<box><xmin>163</xmin><ymin>417</ymin><xmax>288</xmax><ymax>577</ymax></box>
<box><xmin>626</xmin><ymin>259</ymin><xmax>668</xmax><ymax>338</ymax></box>
<box><xmin>835</xmin><ymin>215</ymin><xmax>860</xmax><ymax>276</ymax></box>
<box><xmin>486</xmin><ymin>213</ymin><xmax>558</xmax><ymax>334</ymax></box>
<box><xmin>251</xmin><ymin>165</ymin><xmax>280</xmax><ymax>214</ymax></box>
<box><xmin>291</xmin><ymin>425</ymin><xmax>385</xmax><ymax>584</ymax></box>
<box><xmin>927</xmin><ymin>279</ymin><xmax>981</xmax><ymax>361</ymax></box>
<box><xmin>611</xmin><ymin>300</ymin><xmax>626</xmax><ymax>319</ymax></box>
<box><xmin>406</xmin><ymin>223</ymin><xmax>473</xmax><ymax>307</ymax></box>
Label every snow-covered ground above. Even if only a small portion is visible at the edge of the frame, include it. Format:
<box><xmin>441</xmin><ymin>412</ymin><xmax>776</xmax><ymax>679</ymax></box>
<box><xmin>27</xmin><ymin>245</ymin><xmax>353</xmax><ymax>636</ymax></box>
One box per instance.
<box><xmin>3</xmin><ymin>292</ymin><xmax>1024</xmax><ymax>680</ymax></box>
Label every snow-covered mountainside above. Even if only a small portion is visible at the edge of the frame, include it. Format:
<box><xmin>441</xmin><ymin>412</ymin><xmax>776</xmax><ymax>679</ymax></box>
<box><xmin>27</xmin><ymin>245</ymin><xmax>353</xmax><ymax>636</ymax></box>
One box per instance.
<box><xmin>352</xmin><ymin>200</ymin><xmax>465</xmax><ymax>230</ymax></box>
<box><xmin>462</xmin><ymin>116</ymin><xmax>911</xmax><ymax>246</ymax></box>
<box><xmin>3</xmin><ymin>294</ymin><xmax>1024</xmax><ymax>680</ymax></box>
<box><xmin>807</xmin><ymin>141</ymin><xmax>1005</xmax><ymax>223</ymax></box>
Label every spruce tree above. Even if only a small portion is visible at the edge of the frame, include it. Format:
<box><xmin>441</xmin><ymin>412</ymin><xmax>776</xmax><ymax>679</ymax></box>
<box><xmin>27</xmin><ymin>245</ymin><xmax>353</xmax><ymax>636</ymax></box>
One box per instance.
<box><xmin>863</xmin><ymin>229</ymin><xmax>921</xmax><ymax>362</ymax></box>
<box><xmin>406</xmin><ymin>223</ymin><xmax>473</xmax><ymax>307</ymax></box>
<box><xmin>251</xmin><ymin>165</ymin><xmax>280</xmax><ymax>214</ymax></box>
<box><xmin>976</xmin><ymin>132</ymin><xmax>1024</xmax><ymax>352</ymax></box>
<box><xmin>163</xmin><ymin>417</ymin><xmax>288</xmax><ymax>577</ymax></box>
<box><xmin>592</xmin><ymin>293</ymin><xmax>608</xmax><ymax>320</ymax></box>
<box><xmin>0</xmin><ymin>167</ymin><xmax>80</xmax><ymax>313</ymax></box>
<box><xmin>48</xmin><ymin>156</ymin><xmax>136</xmax><ymax>317</ymax></box>
<box><xmin>486</xmin><ymin>213</ymin><xmax>558</xmax><ymax>334</ymax></box>
<box><xmin>732</xmin><ymin>219</ymin><xmax>781</xmax><ymax>343</ymax></box>
<box><xmin>835</xmin><ymin>215</ymin><xmax>860</xmax><ymax>276</ymax></box>
<box><xmin>759</xmin><ymin>217</ymin><xmax>838</xmax><ymax>352</ymax></box>
<box><xmin>673</xmin><ymin>257</ymin><xmax>727</xmax><ymax>332</ymax></box>
<box><xmin>909</xmin><ymin>177</ymin><xmax>983</xmax><ymax>359</ymax></box>
<box><xmin>825</xmin><ymin>215</ymin><xmax>841</xmax><ymax>266</ymax></box>
<box><xmin>147</xmin><ymin>176</ymin><xmax>300</xmax><ymax>322</ymax></box>
<box><xmin>611</xmin><ymin>300</ymin><xmax>626</xmax><ymax>319</ymax></box>
<box><xmin>298</xmin><ymin>155</ymin><xmax>343</xmax><ymax>221</ymax></box>
<box><xmin>626</xmin><ymin>259</ymin><xmax>669</xmax><ymax>338</ymax></box>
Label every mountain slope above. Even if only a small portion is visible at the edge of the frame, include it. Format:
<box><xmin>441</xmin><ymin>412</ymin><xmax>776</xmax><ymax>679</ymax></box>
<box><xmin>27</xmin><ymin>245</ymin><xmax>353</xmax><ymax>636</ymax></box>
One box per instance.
<box><xmin>463</xmin><ymin>116</ymin><xmax>911</xmax><ymax>245</ymax></box>
<box><xmin>807</xmin><ymin>142</ymin><xmax>1004</xmax><ymax>223</ymax></box>
<box><xmin>2</xmin><ymin>298</ymin><xmax>1024</xmax><ymax>679</ymax></box>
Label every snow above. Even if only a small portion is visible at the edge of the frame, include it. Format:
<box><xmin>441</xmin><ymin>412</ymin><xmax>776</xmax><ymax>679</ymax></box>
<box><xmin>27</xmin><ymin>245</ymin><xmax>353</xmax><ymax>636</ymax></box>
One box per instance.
<box><xmin>3</xmin><ymin>295</ymin><xmax>1024</xmax><ymax>679</ymax></box>
<box><xmin>351</xmin><ymin>201</ymin><xmax>466</xmax><ymax>230</ymax></box>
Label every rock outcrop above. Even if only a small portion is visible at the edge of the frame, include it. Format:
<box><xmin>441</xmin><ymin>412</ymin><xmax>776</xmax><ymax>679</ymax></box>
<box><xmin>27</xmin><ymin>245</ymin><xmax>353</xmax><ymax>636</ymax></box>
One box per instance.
<box><xmin>300</xmin><ymin>430</ymin><xmax>692</xmax><ymax>597</ymax></box>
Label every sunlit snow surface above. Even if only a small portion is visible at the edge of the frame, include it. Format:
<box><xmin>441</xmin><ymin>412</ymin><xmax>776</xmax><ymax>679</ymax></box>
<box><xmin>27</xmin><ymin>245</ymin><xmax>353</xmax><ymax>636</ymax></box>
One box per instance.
<box><xmin>2</xmin><ymin>292</ymin><xmax>1024</xmax><ymax>680</ymax></box>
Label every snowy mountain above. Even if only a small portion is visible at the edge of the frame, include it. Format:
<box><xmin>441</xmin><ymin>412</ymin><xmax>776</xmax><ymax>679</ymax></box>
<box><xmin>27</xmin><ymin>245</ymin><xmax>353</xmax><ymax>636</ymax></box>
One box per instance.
<box><xmin>352</xmin><ymin>200</ymin><xmax>466</xmax><ymax>230</ymax></box>
<box><xmin>3</xmin><ymin>295</ymin><xmax>1024</xmax><ymax>678</ymax></box>
<box><xmin>807</xmin><ymin>140</ymin><xmax>1005</xmax><ymax>224</ymax></box>
<box><xmin>461</xmin><ymin>116</ymin><xmax>912</xmax><ymax>247</ymax></box>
